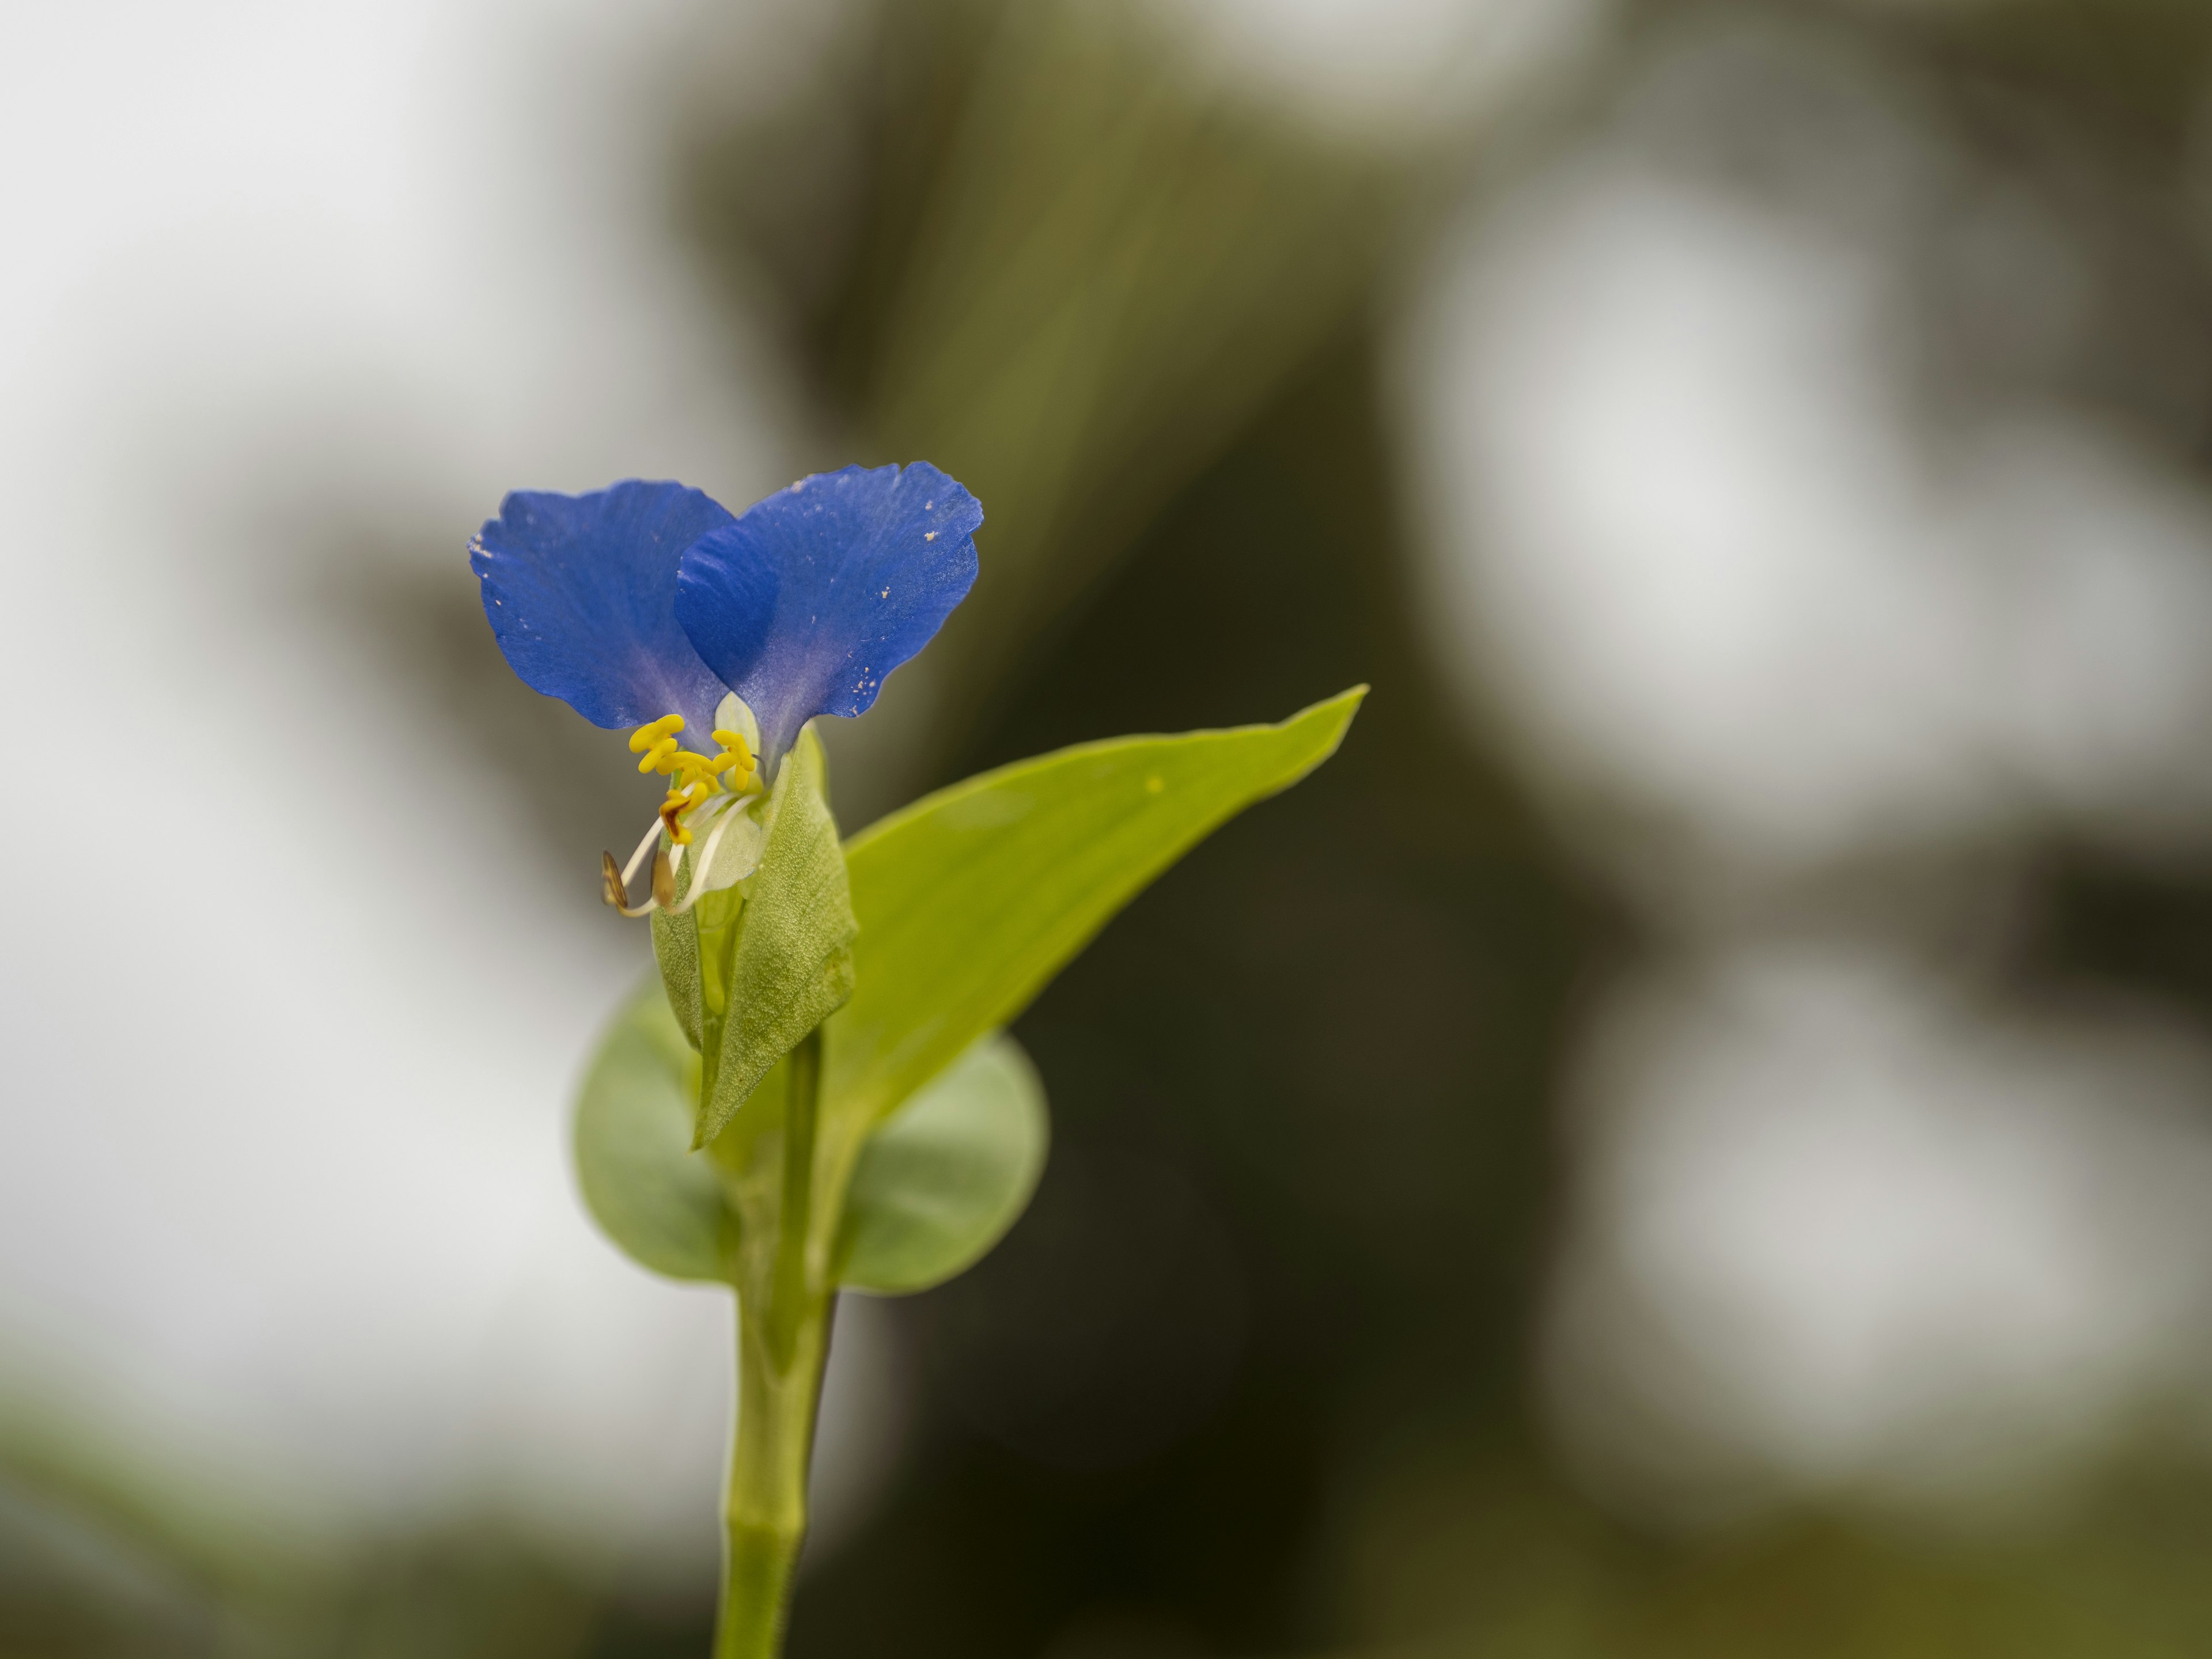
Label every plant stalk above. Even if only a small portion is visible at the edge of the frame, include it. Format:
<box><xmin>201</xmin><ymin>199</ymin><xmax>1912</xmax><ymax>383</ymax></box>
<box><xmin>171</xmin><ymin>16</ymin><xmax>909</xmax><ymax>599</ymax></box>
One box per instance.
<box><xmin>715</xmin><ymin>1029</ymin><xmax>832</xmax><ymax>1659</ymax></box>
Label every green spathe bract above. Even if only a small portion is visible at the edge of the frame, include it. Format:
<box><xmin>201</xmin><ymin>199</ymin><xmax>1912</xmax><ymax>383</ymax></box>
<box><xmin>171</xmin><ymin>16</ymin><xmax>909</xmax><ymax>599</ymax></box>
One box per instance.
<box><xmin>703</xmin><ymin>728</ymin><xmax>858</xmax><ymax>1147</ymax></box>
<box><xmin>648</xmin><ymin>727</ymin><xmax>859</xmax><ymax>1149</ymax></box>
<box><xmin>571</xmin><ymin>686</ymin><xmax>1363</xmax><ymax>1659</ymax></box>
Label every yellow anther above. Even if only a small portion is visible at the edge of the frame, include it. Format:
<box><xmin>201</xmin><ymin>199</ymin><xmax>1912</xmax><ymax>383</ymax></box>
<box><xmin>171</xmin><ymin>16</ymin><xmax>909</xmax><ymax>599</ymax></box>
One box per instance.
<box><xmin>628</xmin><ymin>714</ymin><xmax>685</xmax><ymax>753</ymax></box>
<box><xmin>656</xmin><ymin>773</ymin><xmax>721</xmax><ymax>845</ymax></box>
<box><xmin>702</xmin><ymin>730</ymin><xmax>756</xmax><ymax>796</ymax></box>
<box><xmin>667</xmin><ymin>751</ymin><xmax>729</xmax><ymax>793</ymax></box>
<box><xmin>637</xmin><ymin>736</ymin><xmax>680</xmax><ymax>775</ymax></box>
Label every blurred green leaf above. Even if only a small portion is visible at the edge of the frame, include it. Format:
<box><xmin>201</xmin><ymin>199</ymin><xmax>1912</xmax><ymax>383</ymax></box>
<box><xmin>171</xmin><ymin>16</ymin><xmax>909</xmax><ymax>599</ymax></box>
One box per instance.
<box><xmin>874</xmin><ymin>9</ymin><xmax>1396</xmax><ymax>735</ymax></box>
<box><xmin>575</xmin><ymin>985</ymin><xmax>732</xmax><ymax>1285</ymax></box>
<box><xmin>823</xmin><ymin>686</ymin><xmax>1366</xmax><ymax>1130</ymax></box>
<box><xmin>838</xmin><ymin>1031</ymin><xmax>1048</xmax><ymax>1294</ymax></box>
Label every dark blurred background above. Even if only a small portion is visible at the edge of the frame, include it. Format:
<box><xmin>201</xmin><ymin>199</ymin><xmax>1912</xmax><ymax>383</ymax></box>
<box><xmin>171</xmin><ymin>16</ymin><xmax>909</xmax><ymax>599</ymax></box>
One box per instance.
<box><xmin>14</xmin><ymin>0</ymin><xmax>2212</xmax><ymax>1654</ymax></box>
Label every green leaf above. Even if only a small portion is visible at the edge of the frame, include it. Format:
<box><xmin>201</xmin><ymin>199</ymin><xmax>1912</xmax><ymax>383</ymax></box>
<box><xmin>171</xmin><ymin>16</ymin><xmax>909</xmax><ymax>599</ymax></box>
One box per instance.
<box><xmin>571</xmin><ymin>988</ymin><xmax>1048</xmax><ymax>1295</ymax></box>
<box><xmin>576</xmin><ymin>690</ymin><xmax>1361</xmax><ymax>1295</ymax></box>
<box><xmin>574</xmin><ymin>983</ymin><xmax>733</xmax><ymax>1283</ymax></box>
<box><xmin>824</xmin><ymin>686</ymin><xmax>1364</xmax><ymax>1130</ymax></box>
<box><xmin>696</xmin><ymin>727</ymin><xmax>859</xmax><ymax>1148</ymax></box>
<box><xmin>838</xmin><ymin>1032</ymin><xmax>1049</xmax><ymax>1295</ymax></box>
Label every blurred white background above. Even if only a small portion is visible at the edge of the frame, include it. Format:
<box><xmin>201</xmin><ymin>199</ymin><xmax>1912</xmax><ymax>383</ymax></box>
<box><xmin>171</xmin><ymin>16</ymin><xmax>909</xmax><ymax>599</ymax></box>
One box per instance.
<box><xmin>0</xmin><ymin>0</ymin><xmax>904</xmax><ymax>1577</ymax></box>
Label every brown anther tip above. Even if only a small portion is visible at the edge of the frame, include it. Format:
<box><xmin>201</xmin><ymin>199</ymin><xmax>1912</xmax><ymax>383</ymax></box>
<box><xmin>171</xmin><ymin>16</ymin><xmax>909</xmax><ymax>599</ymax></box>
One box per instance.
<box><xmin>651</xmin><ymin>850</ymin><xmax>676</xmax><ymax>909</ymax></box>
<box><xmin>600</xmin><ymin>851</ymin><xmax>626</xmax><ymax>908</ymax></box>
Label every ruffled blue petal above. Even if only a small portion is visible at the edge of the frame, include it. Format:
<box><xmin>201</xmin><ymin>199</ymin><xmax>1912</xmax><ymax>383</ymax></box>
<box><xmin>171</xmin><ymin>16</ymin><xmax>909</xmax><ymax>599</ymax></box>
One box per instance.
<box><xmin>471</xmin><ymin>481</ymin><xmax>735</xmax><ymax>737</ymax></box>
<box><xmin>675</xmin><ymin>463</ymin><xmax>982</xmax><ymax>767</ymax></box>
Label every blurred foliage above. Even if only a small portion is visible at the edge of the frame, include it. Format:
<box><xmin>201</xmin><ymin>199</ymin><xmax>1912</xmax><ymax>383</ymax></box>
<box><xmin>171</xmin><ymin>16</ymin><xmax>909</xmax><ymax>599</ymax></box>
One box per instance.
<box><xmin>1915</xmin><ymin>0</ymin><xmax>2212</xmax><ymax>149</ymax></box>
<box><xmin>680</xmin><ymin>0</ymin><xmax>1400</xmax><ymax>739</ymax></box>
<box><xmin>1313</xmin><ymin>1438</ymin><xmax>2212</xmax><ymax>1657</ymax></box>
<box><xmin>20</xmin><ymin>0</ymin><xmax>2212</xmax><ymax>1654</ymax></box>
<box><xmin>0</xmin><ymin>1395</ymin><xmax>605</xmax><ymax>1658</ymax></box>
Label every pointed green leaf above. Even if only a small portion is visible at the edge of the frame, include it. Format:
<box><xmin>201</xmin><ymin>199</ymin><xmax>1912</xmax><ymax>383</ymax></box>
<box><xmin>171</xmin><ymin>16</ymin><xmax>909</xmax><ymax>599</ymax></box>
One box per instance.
<box><xmin>697</xmin><ymin>727</ymin><xmax>859</xmax><ymax>1147</ymax></box>
<box><xmin>574</xmin><ymin>983</ymin><xmax>734</xmax><ymax>1283</ymax></box>
<box><xmin>824</xmin><ymin>687</ymin><xmax>1364</xmax><ymax>1128</ymax></box>
<box><xmin>837</xmin><ymin>1032</ymin><xmax>1049</xmax><ymax>1295</ymax></box>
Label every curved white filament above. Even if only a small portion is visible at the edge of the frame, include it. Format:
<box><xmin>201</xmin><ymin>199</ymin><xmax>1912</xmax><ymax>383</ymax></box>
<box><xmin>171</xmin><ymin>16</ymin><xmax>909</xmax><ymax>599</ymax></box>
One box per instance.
<box><xmin>664</xmin><ymin>793</ymin><xmax>761</xmax><ymax>916</ymax></box>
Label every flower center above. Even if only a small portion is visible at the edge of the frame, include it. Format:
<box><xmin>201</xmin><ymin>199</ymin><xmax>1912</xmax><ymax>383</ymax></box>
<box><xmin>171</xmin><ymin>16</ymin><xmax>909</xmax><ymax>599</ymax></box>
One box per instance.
<box><xmin>599</xmin><ymin>713</ymin><xmax>764</xmax><ymax>918</ymax></box>
<box><xmin>628</xmin><ymin>714</ymin><xmax>757</xmax><ymax>844</ymax></box>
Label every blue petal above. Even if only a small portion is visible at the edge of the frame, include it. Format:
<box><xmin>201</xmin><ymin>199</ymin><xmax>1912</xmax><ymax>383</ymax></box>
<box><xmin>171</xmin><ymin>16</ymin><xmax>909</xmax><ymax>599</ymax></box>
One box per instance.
<box><xmin>675</xmin><ymin>463</ymin><xmax>982</xmax><ymax>767</ymax></box>
<box><xmin>471</xmin><ymin>480</ymin><xmax>736</xmax><ymax>737</ymax></box>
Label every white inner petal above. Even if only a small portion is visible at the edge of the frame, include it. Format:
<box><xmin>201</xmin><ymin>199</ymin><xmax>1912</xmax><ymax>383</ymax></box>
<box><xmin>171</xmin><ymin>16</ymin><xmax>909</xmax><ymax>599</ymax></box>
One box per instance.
<box><xmin>683</xmin><ymin>793</ymin><xmax>766</xmax><ymax>904</ymax></box>
<box><xmin>715</xmin><ymin>690</ymin><xmax>760</xmax><ymax>756</ymax></box>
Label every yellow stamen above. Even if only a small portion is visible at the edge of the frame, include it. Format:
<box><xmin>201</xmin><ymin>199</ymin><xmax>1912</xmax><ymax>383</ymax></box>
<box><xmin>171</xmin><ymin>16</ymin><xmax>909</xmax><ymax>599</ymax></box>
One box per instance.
<box><xmin>668</xmin><ymin>751</ymin><xmax>724</xmax><ymax>790</ymax></box>
<box><xmin>628</xmin><ymin>714</ymin><xmax>685</xmax><ymax>753</ymax></box>
<box><xmin>703</xmin><ymin>730</ymin><xmax>756</xmax><ymax>794</ymax></box>
<box><xmin>610</xmin><ymin>713</ymin><xmax>759</xmax><ymax>908</ymax></box>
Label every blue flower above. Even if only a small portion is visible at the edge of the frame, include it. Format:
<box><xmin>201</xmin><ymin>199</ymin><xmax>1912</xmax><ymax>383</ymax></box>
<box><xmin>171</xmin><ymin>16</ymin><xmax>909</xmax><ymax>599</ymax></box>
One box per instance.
<box><xmin>471</xmin><ymin>463</ymin><xmax>981</xmax><ymax>912</ymax></box>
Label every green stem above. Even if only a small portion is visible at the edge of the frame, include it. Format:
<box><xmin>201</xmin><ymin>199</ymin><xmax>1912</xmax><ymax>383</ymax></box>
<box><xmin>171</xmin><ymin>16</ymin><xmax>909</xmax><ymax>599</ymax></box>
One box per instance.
<box><xmin>717</xmin><ymin>1035</ymin><xmax>836</xmax><ymax>1659</ymax></box>
<box><xmin>715</xmin><ymin>1029</ymin><xmax>834</xmax><ymax>1659</ymax></box>
<box><xmin>769</xmin><ymin>1032</ymin><xmax>820</xmax><ymax>1369</ymax></box>
<box><xmin>715</xmin><ymin>1300</ymin><xmax>830</xmax><ymax>1659</ymax></box>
